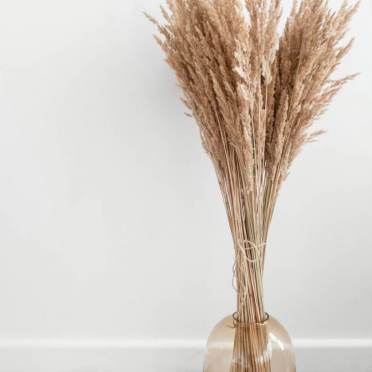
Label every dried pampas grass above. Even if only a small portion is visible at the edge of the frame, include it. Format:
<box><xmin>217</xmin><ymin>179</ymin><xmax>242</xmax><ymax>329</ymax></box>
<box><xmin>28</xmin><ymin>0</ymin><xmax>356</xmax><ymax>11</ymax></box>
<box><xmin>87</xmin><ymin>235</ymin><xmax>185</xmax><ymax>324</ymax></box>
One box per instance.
<box><xmin>146</xmin><ymin>1</ymin><xmax>358</xmax><ymax>371</ymax></box>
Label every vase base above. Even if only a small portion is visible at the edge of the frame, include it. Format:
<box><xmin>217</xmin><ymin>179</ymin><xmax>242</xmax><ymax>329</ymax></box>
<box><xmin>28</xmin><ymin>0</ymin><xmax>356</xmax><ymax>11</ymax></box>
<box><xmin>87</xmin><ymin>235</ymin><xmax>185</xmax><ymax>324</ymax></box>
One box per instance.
<box><xmin>203</xmin><ymin>314</ymin><xmax>296</xmax><ymax>372</ymax></box>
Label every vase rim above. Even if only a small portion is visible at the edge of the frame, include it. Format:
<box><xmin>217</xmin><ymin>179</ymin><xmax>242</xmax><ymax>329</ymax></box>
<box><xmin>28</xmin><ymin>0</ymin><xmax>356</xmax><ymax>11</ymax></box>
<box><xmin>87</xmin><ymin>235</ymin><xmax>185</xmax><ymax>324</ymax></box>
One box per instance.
<box><xmin>232</xmin><ymin>312</ymin><xmax>270</xmax><ymax>327</ymax></box>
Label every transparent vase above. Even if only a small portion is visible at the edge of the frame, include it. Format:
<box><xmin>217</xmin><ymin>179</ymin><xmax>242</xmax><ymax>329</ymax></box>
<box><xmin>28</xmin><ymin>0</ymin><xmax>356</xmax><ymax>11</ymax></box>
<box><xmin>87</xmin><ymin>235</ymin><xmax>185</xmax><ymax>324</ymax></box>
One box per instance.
<box><xmin>203</xmin><ymin>314</ymin><xmax>296</xmax><ymax>372</ymax></box>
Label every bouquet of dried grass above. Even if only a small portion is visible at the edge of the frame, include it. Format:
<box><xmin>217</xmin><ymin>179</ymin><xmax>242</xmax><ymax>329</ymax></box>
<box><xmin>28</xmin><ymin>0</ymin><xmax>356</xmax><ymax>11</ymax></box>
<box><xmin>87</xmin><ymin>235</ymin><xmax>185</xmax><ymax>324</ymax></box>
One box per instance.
<box><xmin>146</xmin><ymin>1</ymin><xmax>358</xmax><ymax>371</ymax></box>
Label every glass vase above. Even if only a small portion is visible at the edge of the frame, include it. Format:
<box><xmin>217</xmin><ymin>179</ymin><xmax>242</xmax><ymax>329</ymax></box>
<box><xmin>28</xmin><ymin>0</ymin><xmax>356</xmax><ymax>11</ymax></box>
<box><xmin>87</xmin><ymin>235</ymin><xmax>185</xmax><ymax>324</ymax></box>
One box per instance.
<box><xmin>203</xmin><ymin>314</ymin><xmax>296</xmax><ymax>372</ymax></box>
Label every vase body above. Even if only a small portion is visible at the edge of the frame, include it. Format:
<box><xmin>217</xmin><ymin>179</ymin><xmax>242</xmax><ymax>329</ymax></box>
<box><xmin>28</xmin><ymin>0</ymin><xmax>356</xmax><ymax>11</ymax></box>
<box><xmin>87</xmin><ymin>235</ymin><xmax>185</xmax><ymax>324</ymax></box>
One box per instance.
<box><xmin>204</xmin><ymin>314</ymin><xmax>296</xmax><ymax>372</ymax></box>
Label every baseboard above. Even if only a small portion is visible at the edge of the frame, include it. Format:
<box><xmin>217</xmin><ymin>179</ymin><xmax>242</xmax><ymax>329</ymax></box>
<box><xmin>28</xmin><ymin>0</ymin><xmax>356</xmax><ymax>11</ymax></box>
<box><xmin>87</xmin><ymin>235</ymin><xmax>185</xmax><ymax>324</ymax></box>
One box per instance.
<box><xmin>0</xmin><ymin>339</ymin><xmax>371</xmax><ymax>372</ymax></box>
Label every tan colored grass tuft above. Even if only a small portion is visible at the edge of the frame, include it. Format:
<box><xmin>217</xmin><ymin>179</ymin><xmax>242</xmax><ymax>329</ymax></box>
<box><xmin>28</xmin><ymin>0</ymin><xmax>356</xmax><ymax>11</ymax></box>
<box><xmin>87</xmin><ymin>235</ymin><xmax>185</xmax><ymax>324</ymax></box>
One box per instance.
<box><xmin>146</xmin><ymin>1</ymin><xmax>358</xmax><ymax>371</ymax></box>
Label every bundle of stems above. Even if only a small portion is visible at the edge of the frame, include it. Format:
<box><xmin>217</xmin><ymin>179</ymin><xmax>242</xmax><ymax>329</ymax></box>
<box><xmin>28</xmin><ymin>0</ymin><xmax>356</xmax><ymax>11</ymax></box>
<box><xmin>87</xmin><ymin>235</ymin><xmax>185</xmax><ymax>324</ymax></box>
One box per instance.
<box><xmin>146</xmin><ymin>1</ymin><xmax>358</xmax><ymax>371</ymax></box>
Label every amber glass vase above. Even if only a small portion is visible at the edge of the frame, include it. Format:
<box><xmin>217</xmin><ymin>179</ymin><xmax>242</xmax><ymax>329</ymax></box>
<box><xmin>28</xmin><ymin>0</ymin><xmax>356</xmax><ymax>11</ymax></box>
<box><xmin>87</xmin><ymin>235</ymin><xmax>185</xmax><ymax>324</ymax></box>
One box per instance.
<box><xmin>203</xmin><ymin>314</ymin><xmax>296</xmax><ymax>372</ymax></box>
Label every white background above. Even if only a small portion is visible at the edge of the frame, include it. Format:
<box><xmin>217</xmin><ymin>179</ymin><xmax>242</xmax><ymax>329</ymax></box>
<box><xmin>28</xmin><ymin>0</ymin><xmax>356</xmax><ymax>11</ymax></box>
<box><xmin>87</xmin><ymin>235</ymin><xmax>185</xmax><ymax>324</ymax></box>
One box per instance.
<box><xmin>0</xmin><ymin>0</ymin><xmax>371</xmax><ymax>370</ymax></box>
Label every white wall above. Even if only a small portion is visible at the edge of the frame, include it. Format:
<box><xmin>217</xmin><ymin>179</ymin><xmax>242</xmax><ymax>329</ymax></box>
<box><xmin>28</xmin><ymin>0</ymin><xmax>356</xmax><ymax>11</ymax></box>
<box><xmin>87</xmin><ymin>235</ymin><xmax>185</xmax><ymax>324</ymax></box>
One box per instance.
<box><xmin>0</xmin><ymin>0</ymin><xmax>370</xmax><ymax>371</ymax></box>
